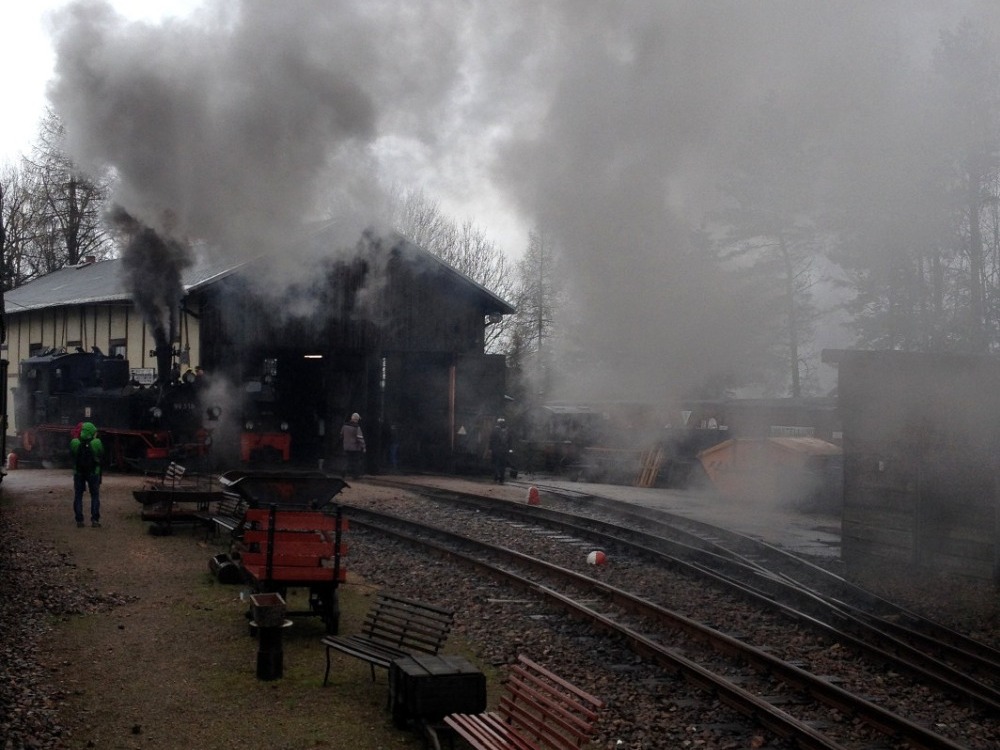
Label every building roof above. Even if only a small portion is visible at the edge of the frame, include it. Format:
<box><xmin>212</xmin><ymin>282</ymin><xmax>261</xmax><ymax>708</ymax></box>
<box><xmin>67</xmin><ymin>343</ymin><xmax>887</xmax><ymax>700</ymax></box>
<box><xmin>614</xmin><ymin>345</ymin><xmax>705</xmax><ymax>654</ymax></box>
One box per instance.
<box><xmin>4</xmin><ymin>231</ymin><xmax>515</xmax><ymax>315</ymax></box>
<box><xmin>4</xmin><ymin>256</ymin><xmax>245</xmax><ymax>314</ymax></box>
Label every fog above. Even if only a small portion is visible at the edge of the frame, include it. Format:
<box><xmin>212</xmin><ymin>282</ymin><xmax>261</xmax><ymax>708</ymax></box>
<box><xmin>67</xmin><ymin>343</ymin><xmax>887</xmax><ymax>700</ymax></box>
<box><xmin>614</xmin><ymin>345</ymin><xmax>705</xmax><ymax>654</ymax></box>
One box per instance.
<box><xmin>45</xmin><ymin>0</ymin><xmax>1000</xmax><ymax>401</ymax></box>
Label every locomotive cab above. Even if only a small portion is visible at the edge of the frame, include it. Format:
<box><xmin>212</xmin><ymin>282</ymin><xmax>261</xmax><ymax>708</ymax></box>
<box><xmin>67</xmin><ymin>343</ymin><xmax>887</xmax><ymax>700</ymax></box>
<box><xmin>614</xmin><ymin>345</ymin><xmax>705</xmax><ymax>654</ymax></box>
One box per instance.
<box><xmin>14</xmin><ymin>351</ymin><xmax>175</xmax><ymax>468</ymax></box>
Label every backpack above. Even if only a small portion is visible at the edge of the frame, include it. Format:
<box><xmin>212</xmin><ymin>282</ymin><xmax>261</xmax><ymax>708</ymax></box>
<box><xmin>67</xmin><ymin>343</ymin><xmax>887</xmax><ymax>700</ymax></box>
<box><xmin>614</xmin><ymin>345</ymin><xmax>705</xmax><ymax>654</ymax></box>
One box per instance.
<box><xmin>76</xmin><ymin>438</ymin><xmax>98</xmax><ymax>475</ymax></box>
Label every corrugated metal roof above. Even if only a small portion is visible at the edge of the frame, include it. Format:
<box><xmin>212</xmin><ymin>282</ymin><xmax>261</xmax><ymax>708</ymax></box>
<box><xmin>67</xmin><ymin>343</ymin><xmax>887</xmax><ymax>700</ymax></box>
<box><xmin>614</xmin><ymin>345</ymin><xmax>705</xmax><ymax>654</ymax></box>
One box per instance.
<box><xmin>4</xmin><ymin>256</ymin><xmax>245</xmax><ymax>313</ymax></box>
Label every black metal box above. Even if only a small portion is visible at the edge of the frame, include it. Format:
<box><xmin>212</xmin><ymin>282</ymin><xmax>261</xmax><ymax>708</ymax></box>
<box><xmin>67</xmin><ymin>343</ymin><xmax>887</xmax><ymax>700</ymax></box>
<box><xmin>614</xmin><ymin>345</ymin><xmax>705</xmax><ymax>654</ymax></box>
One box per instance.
<box><xmin>389</xmin><ymin>654</ymin><xmax>486</xmax><ymax>728</ymax></box>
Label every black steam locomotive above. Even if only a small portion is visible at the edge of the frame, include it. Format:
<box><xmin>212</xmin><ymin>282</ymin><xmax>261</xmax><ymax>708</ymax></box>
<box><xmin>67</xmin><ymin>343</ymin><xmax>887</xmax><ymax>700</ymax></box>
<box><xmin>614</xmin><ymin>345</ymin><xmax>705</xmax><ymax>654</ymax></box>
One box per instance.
<box><xmin>13</xmin><ymin>348</ymin><xmax>290</xmax><ymax>471</ymax></box>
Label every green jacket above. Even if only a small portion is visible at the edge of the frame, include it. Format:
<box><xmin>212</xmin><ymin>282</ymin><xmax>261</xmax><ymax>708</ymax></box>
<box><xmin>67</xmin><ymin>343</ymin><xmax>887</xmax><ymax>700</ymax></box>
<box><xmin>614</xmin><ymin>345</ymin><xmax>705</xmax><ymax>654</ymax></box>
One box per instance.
<box><xmin>70</xmin><ymin>422</ymin><xmax>105</xmax><ymax>476</ymax></box>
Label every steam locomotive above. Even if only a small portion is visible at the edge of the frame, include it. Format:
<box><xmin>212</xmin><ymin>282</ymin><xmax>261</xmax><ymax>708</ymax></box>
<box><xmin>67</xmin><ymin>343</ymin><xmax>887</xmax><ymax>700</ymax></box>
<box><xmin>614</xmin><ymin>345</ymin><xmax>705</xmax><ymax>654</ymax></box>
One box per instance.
<box><xmin>13</xmin><ymin>348</ymin><xmax>290</xmax><ymax>471</ymax></box>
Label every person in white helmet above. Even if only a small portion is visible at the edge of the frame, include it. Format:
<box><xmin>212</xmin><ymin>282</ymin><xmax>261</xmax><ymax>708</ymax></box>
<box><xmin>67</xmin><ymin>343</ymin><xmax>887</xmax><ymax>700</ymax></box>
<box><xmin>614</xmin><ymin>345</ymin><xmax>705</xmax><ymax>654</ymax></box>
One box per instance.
<box><xmin>339</xmin><ymin>412</ymin><xmax>366</xmax><ymax>479</ymax></box>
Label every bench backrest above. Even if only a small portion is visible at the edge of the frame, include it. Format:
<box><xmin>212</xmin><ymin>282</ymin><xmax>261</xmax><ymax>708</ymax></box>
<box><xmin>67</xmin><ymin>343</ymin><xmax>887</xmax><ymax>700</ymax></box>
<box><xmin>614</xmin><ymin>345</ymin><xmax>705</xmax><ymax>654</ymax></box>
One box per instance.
<box><xmin>498</xmin><ymin>655</ymin><xmax>603</xmax><ymax>750</ymax></box>
<box><xmin>165</xmin><ymin>462</ymin><xmax>186</xmax><ymax>485</ymax></box>
<box><xmin>217</xmin><ymin>490</ymin><xmax>249</xmax><ymax>518</ymax></box>
<box><xmin>362</xmin><ymin>593</ymin><xmax>453</xmax><ymax>655</ymax></box>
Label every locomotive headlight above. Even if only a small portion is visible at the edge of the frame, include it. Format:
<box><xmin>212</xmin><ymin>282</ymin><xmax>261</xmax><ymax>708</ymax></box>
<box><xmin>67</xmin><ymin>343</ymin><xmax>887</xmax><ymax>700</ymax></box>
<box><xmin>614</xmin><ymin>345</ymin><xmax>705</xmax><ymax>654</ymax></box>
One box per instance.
<box><xmin>280</xmin><ymin>421</ymin><xmax>289</xmax><ymax>431</ymax></box>
<box><xmin>245</xmin><ymin>420</ymin><xmax>255</xmax><ymax>431</ymax></box>
<box><xmin>206</xmin><ymin>406</ymin><xmax>222</xmax><ymax>421</ymax></box>
<box><xmin>150</xmin><ymin>406</ymin><xmax>163</xmax><ymax>419</ymax></box>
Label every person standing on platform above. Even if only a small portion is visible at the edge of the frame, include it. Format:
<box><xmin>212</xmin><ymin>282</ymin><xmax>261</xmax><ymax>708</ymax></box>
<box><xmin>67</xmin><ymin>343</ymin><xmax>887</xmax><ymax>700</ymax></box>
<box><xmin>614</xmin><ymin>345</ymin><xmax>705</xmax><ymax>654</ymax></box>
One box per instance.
<box><xmin>340</xmin><ymin>412</ymin><xmax>366</xmax><ymax>479</ymax></box>
<box><xmin>489</xmin><ymin>417</ymin><xmax>510</xmax><ymax>484</ymax></box>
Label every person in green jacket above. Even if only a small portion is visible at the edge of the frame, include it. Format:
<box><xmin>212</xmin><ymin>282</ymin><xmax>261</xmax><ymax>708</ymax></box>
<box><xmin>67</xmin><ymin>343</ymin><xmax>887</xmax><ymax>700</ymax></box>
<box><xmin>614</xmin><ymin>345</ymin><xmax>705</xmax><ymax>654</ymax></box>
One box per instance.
<box><xmin>70</xmin><ymin>421</ymin><xmax>105</xmax><ymax>528</ymax></box>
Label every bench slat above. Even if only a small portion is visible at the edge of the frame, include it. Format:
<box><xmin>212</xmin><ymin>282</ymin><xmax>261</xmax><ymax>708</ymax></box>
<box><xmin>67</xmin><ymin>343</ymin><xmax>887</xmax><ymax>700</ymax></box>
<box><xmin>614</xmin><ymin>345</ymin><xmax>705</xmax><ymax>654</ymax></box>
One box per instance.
<box><xmin>502</xmin><ymin>669</ymin><xmax>599</xmax><ymax>737</ymax></box>
<box><xmin>322</xmin><ymin>593</ymin><xmax>453</xmax><ymax>685</ymax></box>
<box><xmin>364</xmin><ymin>608</ymin><xmax>453</xmax><ymax>632</ymax></box>
<box><xmin>443</xmin><ymin>655</ymin><xmax>603</xmax><ymax>750</ymax></box>
<box><xmin>195</xmin><ymin>491</ymin><xmax>249</xmax><ymax>536</ymax></box>
<box><xmin>445</xmin><ymin>712</ymin><xmax>523</xmax><ymax>750</ymax></box>
<box><xmin>319</xmin><ymin>634</ymin><xmax>409</xmax><ymax>667</ymax></box>
<box><xmin>165</xmin><ymin>462</ymin><xmax>186</xmax><ymax>481</ymax></box>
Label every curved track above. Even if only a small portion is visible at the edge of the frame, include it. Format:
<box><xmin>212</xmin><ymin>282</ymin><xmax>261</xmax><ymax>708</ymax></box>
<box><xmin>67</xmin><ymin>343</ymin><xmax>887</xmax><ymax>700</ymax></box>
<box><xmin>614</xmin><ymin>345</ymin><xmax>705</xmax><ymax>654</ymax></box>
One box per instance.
<box><xmin>350</xmin><ymin>477</ymin><xmax>999</xmax><ymax>749</ymax></box>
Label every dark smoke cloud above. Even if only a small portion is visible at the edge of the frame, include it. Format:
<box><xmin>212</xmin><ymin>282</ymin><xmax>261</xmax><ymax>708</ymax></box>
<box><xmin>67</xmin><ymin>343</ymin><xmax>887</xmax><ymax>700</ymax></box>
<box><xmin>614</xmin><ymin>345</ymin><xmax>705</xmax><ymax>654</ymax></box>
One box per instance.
<box><xmin>111</xmin><ymin>206</ymin><xmax>192</xmax><ymax>378</ymax></box>
<box><xmin>44</xmin><ymin>0</ymin><xmax>1000</xmax><ymax>401</ymax></box>
<box><xmin>47</xmin><ymin>0</ymin><xmax>465</xmax><ymax>259</ymax></box>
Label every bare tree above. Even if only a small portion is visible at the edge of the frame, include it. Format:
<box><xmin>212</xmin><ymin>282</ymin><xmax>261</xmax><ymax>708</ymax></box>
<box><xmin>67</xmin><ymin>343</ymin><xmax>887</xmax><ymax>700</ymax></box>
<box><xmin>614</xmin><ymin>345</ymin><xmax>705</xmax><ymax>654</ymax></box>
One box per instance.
<box><xmin>390</xmin><ymin>187</ymin><xmax>517</xmax><ymax>352</ymax></box>
<box><xmin>20</xmin><ymin>109</ymin><xmax>112</xmax><ymax>272</ymax></box>
<box><xmin>717</xmin><ymin>97</ymin><xmax>822</xmax><ymax>397</ymax></box>
<box><xmin>0</xmin><ymin>162</ymin><xmax>48</xmax><ymax>289</ymax></box>
<box><xmin>0</xmin><ymin>174</ymin><xmax>6</xmax><ymax>345</ymax></box>
<box><xmin>831</xmin><ymin>21</ymin><xmax>1000</xmax><ymax>356</ymax></box>
<box><xmin>934</xmin><ymin>21</ymin><xmax>1000</xmax><ymax>352</ymax></box>
<box><xmin>510</xmin><ymin>228</ymin><xmax>562</xmax><ymax>399</ymax></box>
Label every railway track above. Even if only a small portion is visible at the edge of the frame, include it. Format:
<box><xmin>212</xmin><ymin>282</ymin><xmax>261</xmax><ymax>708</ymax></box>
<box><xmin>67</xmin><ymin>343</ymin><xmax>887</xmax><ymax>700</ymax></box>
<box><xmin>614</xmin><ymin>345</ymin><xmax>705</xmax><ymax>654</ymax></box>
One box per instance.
<box><xmin>519</xmin><ymin>480</ymin><xmax>1000</xmax><ymax>668</ymax></box>
<box><xmin>372</xmin><ymin>477</ymin><xmax>1000</xmax><ymax>699</ymax></box>
<box><xmin>350</xmin><ymin>477</ymin><xmax>999</xmax><ymax>749</ymax></box>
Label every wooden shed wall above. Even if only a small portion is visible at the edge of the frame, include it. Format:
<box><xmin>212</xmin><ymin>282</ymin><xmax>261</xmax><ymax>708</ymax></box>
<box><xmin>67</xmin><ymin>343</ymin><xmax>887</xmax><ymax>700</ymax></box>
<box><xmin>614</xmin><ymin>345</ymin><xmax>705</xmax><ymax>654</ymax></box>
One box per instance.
<box><xmin>192</xmin><ymin>243</ymin><xmax>505</xmax><ymax>472</ymax></box>
<box><xmin>838</xmin><ymin>351</ymin><xmax>1000</xmax><ymax>582</ymax></box>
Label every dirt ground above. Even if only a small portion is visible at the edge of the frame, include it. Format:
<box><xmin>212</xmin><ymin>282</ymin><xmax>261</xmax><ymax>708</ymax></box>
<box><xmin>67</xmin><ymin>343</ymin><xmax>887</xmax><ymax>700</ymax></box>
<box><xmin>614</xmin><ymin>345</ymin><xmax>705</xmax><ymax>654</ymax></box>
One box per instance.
<box><xmin>1</xmin><ymin>468</ymin><xmax>443</xmax><ymax>750</ymax></box>
<box><xmin>8</xmin><ymin>467</ymin><xmax>999</xmax><ymax>750</ymax></box>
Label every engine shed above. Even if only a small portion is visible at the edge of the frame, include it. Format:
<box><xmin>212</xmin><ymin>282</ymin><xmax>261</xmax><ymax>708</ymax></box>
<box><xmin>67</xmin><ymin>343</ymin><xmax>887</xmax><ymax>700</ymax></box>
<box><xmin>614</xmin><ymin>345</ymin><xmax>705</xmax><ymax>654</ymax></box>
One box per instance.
<box><xmin>826</xmin><ymin>349</ymin><xmax>1000</xmax><ymax>584</ymax></box>
<box><xmin>3</xmin><ymin>229</ymin><xmax>514</xmax><ymax>474</ymax></box>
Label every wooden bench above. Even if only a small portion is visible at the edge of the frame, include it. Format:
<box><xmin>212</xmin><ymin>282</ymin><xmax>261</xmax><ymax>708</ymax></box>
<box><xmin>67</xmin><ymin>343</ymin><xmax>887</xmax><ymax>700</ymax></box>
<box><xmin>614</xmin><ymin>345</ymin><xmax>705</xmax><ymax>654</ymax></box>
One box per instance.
<box><xmin>240</xmin><ymin>505</ymin><xmax>347</xmax><ymax>633</ymax></box>
<box><xmin>136</xmin><ymin>463</ymin><xmax>227</xmax><ymax>534</ymax></box>
<box><xmin>321</xmin><ymin>593</ymin><xmax>454</xmax><ymax>685</ymax></box>
<box><xmin>441</xmin><ymin>654</ymin><xmax>603</xmax><ymax>750</ymax></box>
<box><xmin>198</xmin><ymin>490</ymin><xmax>250</xmax><ymax>537</ymax></box>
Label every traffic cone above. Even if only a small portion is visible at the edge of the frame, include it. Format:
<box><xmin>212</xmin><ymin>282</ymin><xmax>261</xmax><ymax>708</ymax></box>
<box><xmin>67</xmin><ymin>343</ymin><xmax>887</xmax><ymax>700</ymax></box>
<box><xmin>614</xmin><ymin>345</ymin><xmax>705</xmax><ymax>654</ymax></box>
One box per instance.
<box><xmin>527</xmin><ymin>486</ymin><xmax>540</xmax><ymax>505</ymax></box>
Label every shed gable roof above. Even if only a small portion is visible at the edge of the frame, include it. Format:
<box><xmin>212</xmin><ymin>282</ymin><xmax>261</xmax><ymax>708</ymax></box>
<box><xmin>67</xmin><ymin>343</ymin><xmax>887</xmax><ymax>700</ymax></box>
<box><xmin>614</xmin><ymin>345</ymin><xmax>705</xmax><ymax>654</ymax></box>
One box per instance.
<box><xmin>4</xmin><ymin>233</ymin><xmax>515</xmax><ymax>316</ymax></box>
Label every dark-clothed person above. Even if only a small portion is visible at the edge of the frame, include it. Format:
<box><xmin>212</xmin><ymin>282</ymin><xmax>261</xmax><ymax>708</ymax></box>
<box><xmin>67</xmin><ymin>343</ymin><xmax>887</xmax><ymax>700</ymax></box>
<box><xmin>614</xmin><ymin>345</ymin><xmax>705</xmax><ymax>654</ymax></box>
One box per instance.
<box><xmin>71</xmin><ymin>421</ymin><xmax>105</xmax><ymax>528</ymax></box>
<box><xmin>340</xmin><ymin>412</ymin><xmax>366</xmax><ymax>479</ymax></box>
<box><xmin>489</xmin><ymin>418</ymin><xmax>510</xmax><ymax>484</ymax></box>
<box><xmin>388</xmin><ymin>423</ymin><xmax>400</xmax><ymax>471</ymax></box>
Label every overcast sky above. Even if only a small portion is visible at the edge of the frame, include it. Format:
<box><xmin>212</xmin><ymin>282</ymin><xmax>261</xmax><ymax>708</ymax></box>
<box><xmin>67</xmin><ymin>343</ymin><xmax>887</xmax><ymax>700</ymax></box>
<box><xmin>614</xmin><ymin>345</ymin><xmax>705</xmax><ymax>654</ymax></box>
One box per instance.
<box><xmin>0</xmin><ymin>0</ymin><xmax>529</xmax><ymax>256</ymax></box>
<box><xmin>1</xmin><ymin>3</ymin><xmax>196</xmax><ymax>160</ymax></box>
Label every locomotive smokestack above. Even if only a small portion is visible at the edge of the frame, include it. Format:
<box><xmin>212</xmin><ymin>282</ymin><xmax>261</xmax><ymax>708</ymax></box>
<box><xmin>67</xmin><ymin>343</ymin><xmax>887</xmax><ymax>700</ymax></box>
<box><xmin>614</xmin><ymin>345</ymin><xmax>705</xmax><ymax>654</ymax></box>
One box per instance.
<box><xmin>111</xmin><ymin>207</ymin><xmax>192</xmax><ymax>384</ymax></box>
<box><xmin>154</xmin><ymin>344</ymin><xmax>174</xmax><ymax>385</ymax></box>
